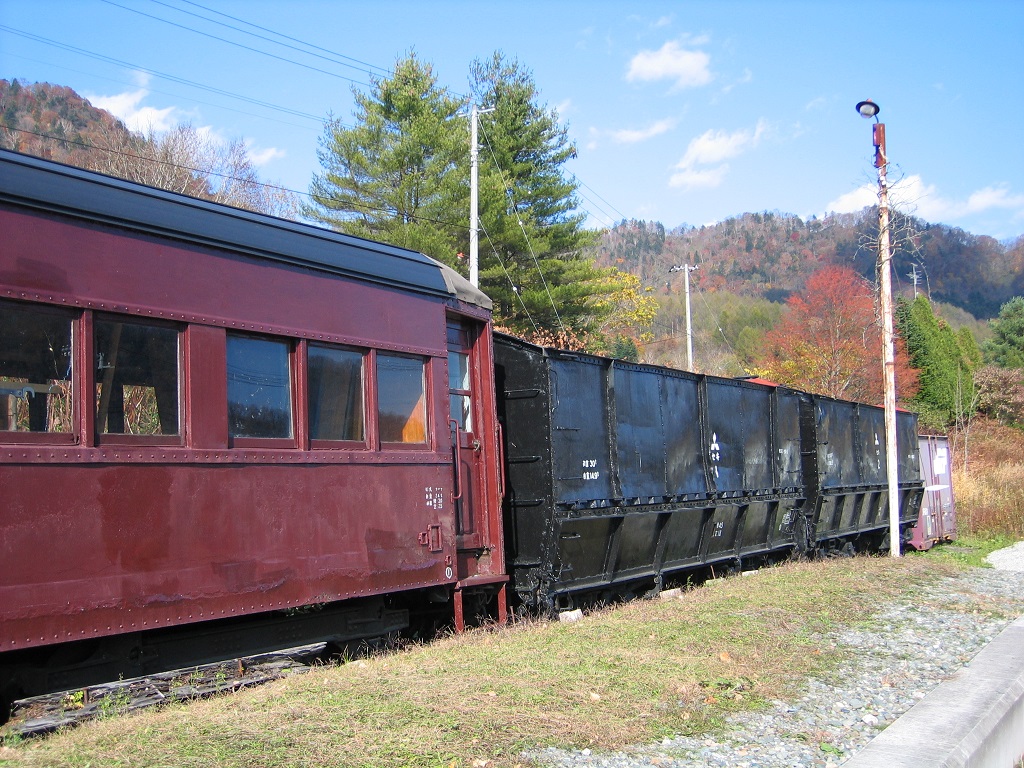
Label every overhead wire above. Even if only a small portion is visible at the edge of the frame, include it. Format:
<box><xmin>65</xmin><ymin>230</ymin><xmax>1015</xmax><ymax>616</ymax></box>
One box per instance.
<box><xmin>570</xmin><ymin>173</ymin><xmax>628</xmax><ymax>228</ymax></box>
<box><xmin>98</xmin><ymin>0</ymin><xmax>378</xmax><ymax>89</ymax></box>
<box><xmin>478</xmin><ymin>223</ymin><xmax>540</xmax><ymax>333</ymax></box>
<box><xmin>0</xmin><ymin>26</ymin><xmax>328</xmax><ymax>124</ymax></box>
<box><xmin>4</xmin><ymin>14</ymin><xmax>618</xmax><ymax>237</ymax></box>
<box><xmin>149</xmin><ymin>0</ymin><xmax>393</xmax><ymax>78</ymax></box>
<box><xmin>4</xmin><ymin>50</ymin><xmax>323</xmax><ymax>135</ymax></box>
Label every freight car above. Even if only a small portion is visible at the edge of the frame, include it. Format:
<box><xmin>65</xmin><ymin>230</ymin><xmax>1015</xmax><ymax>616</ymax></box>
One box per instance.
<box><xmin>0</xmin><ymin>149</ymin><xmax>507</xmax><ymax>714</ymax></box>
<box><xmin>908</xmin><ymin>434</ymin><xmax>957</xmax><ymax>550</ymax></box>
<box><xmin>494</xmin><ymin>335</ymin><xmax>924</xmax><ymax>610</ymax></box>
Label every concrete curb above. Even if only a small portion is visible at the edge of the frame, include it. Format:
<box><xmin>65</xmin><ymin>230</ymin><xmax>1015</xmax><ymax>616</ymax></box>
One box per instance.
<box><xmin>843</xmin><ymin>615</ymin><xmax>1024</xmax><ymax>767</ymax></box>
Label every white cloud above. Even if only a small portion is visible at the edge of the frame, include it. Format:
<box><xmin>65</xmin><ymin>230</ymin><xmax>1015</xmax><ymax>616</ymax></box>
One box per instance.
<box><xmin>626</xmin><ymin>38</ymin><xmax>712</xmax><ymax>89</ymax></box>
<box><xmin>721</xmin><ymin>68</ymin><xmax>752</xmax><ymax>95</ymax></box>
<box><xmin>826</xmin><ymin>176</ymin><xmax>1024</xmax><ymax>225</ymax></box>
<box><xmin>804</xmin><ymin>95</ymin><xmax>828</xmax><ymax>111</ymax></box>
<box><xmin>86</xmin><ymin>75</ymin><xmax>179</xmax><ymax>133</ymax></box>
<box><xmin>668</xmin><ymin>165</ymin><xmax>729</xmax><ymax>190</ymax></box>
<box><xmin>611</xmin><ymin>118</ymin><xmax>676</xmax><ymax>144</ymax></box>
<box><xmin>669</xmin><ymin>120</ymin><xmax>766</xmax><ymax>190</ymax></box>
<box><xmin>826</xmin><ymin>184</ymin><xmax>877</xmax><ymax>214</ymax></box>
<box><xmin>653</xmin><ymin>15</ymin><xmax>673</xmax><ymax>28</ymax></box>
<box><xmin>965</xmin><ymin>185</ymin><xmax>1024</xmax><ymax>214</ymax></box>
<box><xmin>247</xmin><ymin>144</ymin><xmax>286</xmax><ymax>166</ymax></box>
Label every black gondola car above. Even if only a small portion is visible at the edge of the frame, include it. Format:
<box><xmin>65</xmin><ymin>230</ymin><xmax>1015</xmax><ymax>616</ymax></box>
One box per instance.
<box><xmin>495</xmin><ymin>334</ymin><xmax>806</xmax><ymax>610</ymax></box>
<box><xmin>802</xmin><ymin>396</ymin><xmax>923</xmax><ymax>551</ymax></box>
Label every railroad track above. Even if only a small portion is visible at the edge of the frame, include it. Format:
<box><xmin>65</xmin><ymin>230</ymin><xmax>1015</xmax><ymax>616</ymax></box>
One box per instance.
<box><xmin>5</xmin><ymin>644</ymin><xmax>329</xmax><ymax>736</ymax></box>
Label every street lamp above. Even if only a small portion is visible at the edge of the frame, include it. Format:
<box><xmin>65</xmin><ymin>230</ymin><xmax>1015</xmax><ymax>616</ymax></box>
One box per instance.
<box><xmin>857</xmin><ymin>98</ymin><xmax>901</xmax><ymax>558</ymax></box>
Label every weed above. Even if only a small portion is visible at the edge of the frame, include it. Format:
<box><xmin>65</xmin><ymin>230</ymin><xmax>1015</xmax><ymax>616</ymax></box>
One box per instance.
<box><xmin>59</xmin><ymin>690</ymin><xmax>85</xmax><ymax>711</ymax></box>
<box><xmin>96</xmin><ymin>680</ymin><xmax>132</xmax><ymax>719</ymax></box>
<box><xmin>951</xmin><ymin>418</ymin><xmax>1024</xmax><ymax>539</ymax></box>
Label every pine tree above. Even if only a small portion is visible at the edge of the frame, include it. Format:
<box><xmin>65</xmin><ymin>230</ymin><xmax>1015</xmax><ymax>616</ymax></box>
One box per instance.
<box><xmin>305</xmin><ymin>52</ymin><xmax>655</xmax><ymax>347</ymax></box>
<box><xmin>983</xmin><ymin>296</ymin><xmax>1024</xmax><ymax>369</ymax></box>
<box><xmin>468</xmin><ymin>53</ymin><xmax>629</xmax><ymax>338</ymax></box>
<box><xmin>305</xmin><ymin>53</ymin><xmax>467</xmax><ymax>262</ymax></box>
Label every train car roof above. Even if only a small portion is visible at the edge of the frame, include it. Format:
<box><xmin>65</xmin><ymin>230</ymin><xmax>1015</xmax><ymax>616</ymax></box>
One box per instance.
<box><xmin>0</xmin><ymin>149</ymin><xmax>492</xmax><ymax>311</ymax></box>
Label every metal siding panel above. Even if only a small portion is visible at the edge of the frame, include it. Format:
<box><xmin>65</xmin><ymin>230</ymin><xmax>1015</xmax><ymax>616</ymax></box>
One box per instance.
<box><xmin>611</xmin><ymin>513</ymin><xmax>662</xmax><ymax>574</ymax></box>
<box><xmin>660</xmin><ymin>508</ymin><xmax>708</xmax><ymax>569</ymax></box>
<box><xmin>550</xmin><ymin>357</ymin><xmax>613</xmax><ymax>505</ymax></box>
<box><xmin>553</xmin><ymin>517</ymin><xmax>615</xmax><ymax>586</ymax></box>
<box><xmin>663</xmin><ymin>374</ymin><xmax>707</xmax><ymax>495</ymax></box>
<box><xmin>816</xmin><ymin>399</ymin><xmax>857</xmax><ymax>489</ymax></box>
<box><xmin>493</xmin><ymin>335</ymin><xmax>555</xmax><ymax>599</ymax></box>
<box><xmin>0</xmin><ymin>462</ymin><xmax>457</xmax><ymax>652</ymax></box>
<box><xmin>614</xmin><ymin>366</ymin><xmax>668</xmax><ymax>499</ymax></box>
<box><xmin>775</xmin><ymin>389</ymin><xmax>805</xmax><ymax>488</ymax></box>
<box><xmin>703</xmin><ymin>380</ymin><xmax>746</xmax><ymax>492</ymax></box>
<box><xmin>738</xmin><ymin>385</ymin><xmax>773</xmax><ymax>490</ymax></box>
<box><xmin>857</xmin><ymin>405</ymin><xmax>887</xmax><ymax>485</ymax></box>
<box><xmin>897</xmin><ymin>411</ymin><xmax>922</xmax><ymax>483</ymax></box>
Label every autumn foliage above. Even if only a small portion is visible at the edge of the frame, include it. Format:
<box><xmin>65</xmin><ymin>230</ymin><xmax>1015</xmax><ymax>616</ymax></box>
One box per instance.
<box><xmin>753</xmin><ymin>266</ymin><xmax>919</xmax><ymax>403</ymax></box>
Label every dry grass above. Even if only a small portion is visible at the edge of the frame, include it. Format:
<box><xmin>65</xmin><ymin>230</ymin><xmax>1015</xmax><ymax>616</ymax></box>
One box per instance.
<box><xmin>1</xmin><ymin>556</ymin><xmax>957</xmax><ymax>768</ymax></box>
<box><xmin>953</xmin><ymin>418</ymin><xmax>1024</xmax><ymax>538</ymax></box>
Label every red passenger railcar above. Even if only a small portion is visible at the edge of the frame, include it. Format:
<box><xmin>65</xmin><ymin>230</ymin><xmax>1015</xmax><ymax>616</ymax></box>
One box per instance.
<box><xmin>0</xmin><ymin>150</ymin><xmax>506</xmax><ymax>706</ymax></box>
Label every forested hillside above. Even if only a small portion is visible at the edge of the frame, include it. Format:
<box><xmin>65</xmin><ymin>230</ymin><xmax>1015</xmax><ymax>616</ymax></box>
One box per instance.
<box><xmin>594</xmin><ymin>213</ymin><xmax>1024</xmax><ymax>321</ymax></box>
<box><xmin>0</xmin><ymin>78</ymin><xmax>135</xmax><ymax>166</ymax></box>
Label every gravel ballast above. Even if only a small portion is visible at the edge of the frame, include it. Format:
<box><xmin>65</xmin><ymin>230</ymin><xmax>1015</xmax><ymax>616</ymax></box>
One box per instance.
<box><xmin>530</xmin><ymin>551</ymin><xmax>1024</xmax><ymax>768</ymax></box>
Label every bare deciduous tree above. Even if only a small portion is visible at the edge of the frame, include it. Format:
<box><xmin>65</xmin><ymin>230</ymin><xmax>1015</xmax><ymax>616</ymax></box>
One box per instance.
<box><xmin>85</xmin><ymin>122</ymin><xmax>298</xmax><ymax>218</ymax></box>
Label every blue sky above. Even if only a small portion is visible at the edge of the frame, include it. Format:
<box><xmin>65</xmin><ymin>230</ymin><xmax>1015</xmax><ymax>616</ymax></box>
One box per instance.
<box><xmin>2</xmin><ymin>0</ymin><xmax>1023</xmax><ymax>240</ymax></box>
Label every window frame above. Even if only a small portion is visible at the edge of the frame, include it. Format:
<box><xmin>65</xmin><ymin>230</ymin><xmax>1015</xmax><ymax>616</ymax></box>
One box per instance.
<box><xmin>226</xmin><ymin>331</ymin><xmax>297</xmax><ymax>449</ymax></box>
<box><xmin>375</xmin><ymin>350</ymin><xmax>431</xmax><ymax>450</ymax></box>
<box><xmin>307</xmin><ymin>341</ymin><xmax>368</xmax><ymax>450</ymax></box>
<box><xmin>92</xmin><ymin>312</ymin><xmax>184</xmax><ymax>447</ymax></box>
<box><xmin>0</xmin><ymin>300</ymin><xmax>78</xmax><ymax>445</ymax></box>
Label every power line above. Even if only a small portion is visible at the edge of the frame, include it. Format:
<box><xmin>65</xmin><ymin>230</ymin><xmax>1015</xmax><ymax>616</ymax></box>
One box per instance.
<box><xmin>98</xmin><ymin>0</ymin><xmax>377</xmax><ymax>89</ymax></box>
<box><xmin>152</xmin><ymin>0</ymin><xmax>392</xmax><ymax>78</ymax></box>
<box><xmin>4</xmin><ymin>14</ymin><xmax>626</xmax><ymax>239</ymax></box>
<box><xmin>0</xmin><ymin>26</ymin><xmax>327</xmax><ymax>123</ymax></box>
<box><xmin>4</xmin><ymin>50</ymin><xmax>323</xmax><ymax>135</ymax></box>
<box><xmin>571</xmin><ymin>173</ymin><xmax>629</xmax><ymax>227</ymax></box>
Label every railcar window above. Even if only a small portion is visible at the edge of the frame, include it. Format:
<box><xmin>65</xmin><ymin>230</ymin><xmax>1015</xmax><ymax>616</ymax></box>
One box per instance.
<box><xmin>377</xmin><ymin>354</ymin><xmax>427</xmax><ymax>444</ymax></box>
<box><xmin>0</xmin><ymin>302</ymin><xmax>73</xmax><ymax>433</ymax></box>
<box><xmin>308</xmin><ymin>344</ymin><xmax>364</xmax><ymax>442</ymax></box>
<box><xmin>227</xmin><ymin>334</ymin><xmax>293</xmax><ymax>440</ymax></box>
<box><xmin>448</xmin><ymin>350</ymin><xmax>472</xmax><ymax>431</ymax></box>
<box><xmin>95</xmin><ymin>317</ymin><xmax>180</xmax><ymax>436</ymax></box>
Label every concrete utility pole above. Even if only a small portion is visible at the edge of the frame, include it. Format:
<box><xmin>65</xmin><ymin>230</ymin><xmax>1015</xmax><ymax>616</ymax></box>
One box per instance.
<box><xmin>469</xmin><ymin>104</ymin><xmax>495</xmax><ymax>288</ymax></box>
<box><xmin>856</xmin><ymin>99</ymin><xmax>902</xmax><ymax>559</ymax></box>
<box><xmin>669</xmin><ymin>264</ymin><xmax>700</xmax><ymax>370</ymax></box>
<box><xmin>470</xmin><ymin>104</ymin><xmax>481</xmax><ymax>288</ymax></box>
